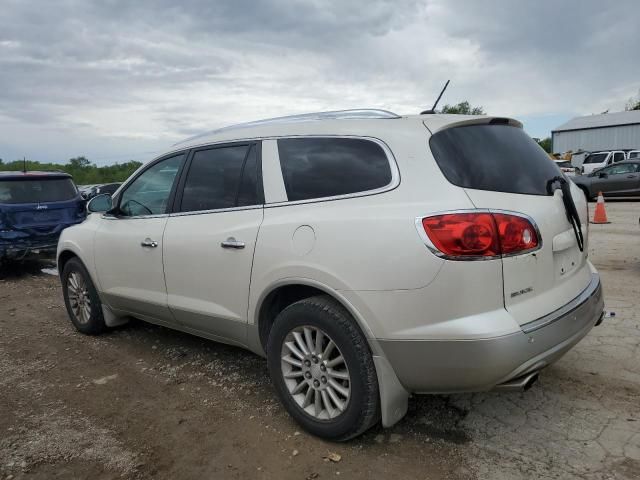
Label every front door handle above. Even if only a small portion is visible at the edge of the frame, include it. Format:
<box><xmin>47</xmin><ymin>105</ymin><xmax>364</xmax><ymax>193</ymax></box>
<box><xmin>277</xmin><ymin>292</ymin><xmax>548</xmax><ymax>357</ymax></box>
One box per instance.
<box><xmin>221</xmin><ymin>237</ymin><xmax>245</xmax><ymax>249</ymax></box>
<box><xmin>140</xmin><ymin>238</ymin><xmax>158</xmax><ymax>248</ymax></box>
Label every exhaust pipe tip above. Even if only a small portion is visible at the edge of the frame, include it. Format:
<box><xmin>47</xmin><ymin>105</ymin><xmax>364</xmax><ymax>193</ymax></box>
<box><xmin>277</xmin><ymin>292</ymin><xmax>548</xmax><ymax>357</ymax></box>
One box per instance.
<box><xmin>523</xmin><ymin>373</ymin><xmax>539</xmax><ymax>391</ymax></box>
<box><xmin>494</xmin><ymin>371</ymin><xmax>540</xmax><ymax>392</ymax></box>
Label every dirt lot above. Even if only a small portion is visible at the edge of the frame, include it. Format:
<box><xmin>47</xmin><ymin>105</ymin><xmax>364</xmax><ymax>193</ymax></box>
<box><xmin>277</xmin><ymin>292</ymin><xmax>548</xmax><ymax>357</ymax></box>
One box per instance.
<box><xmin>1</xmin><ymin>201</ymin><xmax>639</xmax><ymax>480</ymax></box>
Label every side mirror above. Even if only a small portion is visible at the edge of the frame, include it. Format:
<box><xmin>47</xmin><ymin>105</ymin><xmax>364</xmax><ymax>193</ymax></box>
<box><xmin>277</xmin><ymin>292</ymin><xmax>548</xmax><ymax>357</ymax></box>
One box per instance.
<box><xmin>598</xmin><ymin>172</ymin><xmax>608</xmax><ymax>178</ymax></box>
<box><xmin>87</xmin><ymin>194</ymin><xmax>113</xmax><ymax>213</ymax></box>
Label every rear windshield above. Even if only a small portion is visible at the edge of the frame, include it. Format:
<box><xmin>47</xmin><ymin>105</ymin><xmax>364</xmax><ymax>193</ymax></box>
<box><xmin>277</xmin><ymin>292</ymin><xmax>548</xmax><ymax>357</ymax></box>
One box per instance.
<box><xmin>0</xmin><ymin>178</ymin><xmax>78</xmax><ymax>204</ymax></box>
<box><xmin>583</xmin><ymin>153</ymin><xmax>608</xmax><ymax>164</ymax></box>
<box><xmin>429</xmin><ymin>124</ymin><xmax>561</xmax><ymax>196</ymax></box>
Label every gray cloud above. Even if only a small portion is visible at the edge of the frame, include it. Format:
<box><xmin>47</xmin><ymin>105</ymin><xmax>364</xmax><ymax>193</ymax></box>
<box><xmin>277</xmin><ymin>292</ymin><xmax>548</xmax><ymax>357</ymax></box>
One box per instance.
<box><xmin>0</xmin><ymin>0</ymin><xmax>638</xmax><ymax>164</ymax></box>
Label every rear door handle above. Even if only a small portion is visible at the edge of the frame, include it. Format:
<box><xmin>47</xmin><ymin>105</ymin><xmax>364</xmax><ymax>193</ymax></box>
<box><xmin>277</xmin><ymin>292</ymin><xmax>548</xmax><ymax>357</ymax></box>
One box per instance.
<box><xmin>627</xmin><ymin>175</ymin><xmax>636</xmax><ymax>178</ymax></box>
<box><xmin>140</xmin><ymin>238</ymin><xmax>158</xmax><ymax>248</ymax></box>
<box><xmin>221</xmin><ymin>237</ymin><xmax>245</xmax><ymax>249</ymax></box>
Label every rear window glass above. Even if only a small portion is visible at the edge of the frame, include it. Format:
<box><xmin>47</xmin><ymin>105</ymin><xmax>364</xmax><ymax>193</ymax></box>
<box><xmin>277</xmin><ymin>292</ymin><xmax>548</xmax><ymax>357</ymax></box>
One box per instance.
<box><xmin>277</xmin><ymin>138</ymin><xmax>392</xmax><ymax>201</ymax></box>
<box><xmin>0</xmin><ymin>178</ymin><xmax>77</xmax><ymax>204</ymax></box>
<box><xmin>429</xmin><ymin>124</ymin><xmax>561</xmax><ymax>196</ymax></box>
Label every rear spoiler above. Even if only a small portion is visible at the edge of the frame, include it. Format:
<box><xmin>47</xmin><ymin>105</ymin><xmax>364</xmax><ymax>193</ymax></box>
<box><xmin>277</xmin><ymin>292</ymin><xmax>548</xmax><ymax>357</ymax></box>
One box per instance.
<box><xmin>423</xmin><ymin>116</ymin><xmax>523</xmax><ymax>135</ymax></box>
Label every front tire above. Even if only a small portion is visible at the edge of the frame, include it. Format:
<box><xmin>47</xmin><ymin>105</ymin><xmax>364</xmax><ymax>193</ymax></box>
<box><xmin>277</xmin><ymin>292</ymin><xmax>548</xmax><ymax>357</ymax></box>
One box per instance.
<box><xmin>61</xmin><ymin>257</ymin><xmax>106</xmax><ymax>335</ymax></box>
<box><xmin>267</xmin><ymin>295</ymin><xmax>380</xmax><ymax>441</ymax></box>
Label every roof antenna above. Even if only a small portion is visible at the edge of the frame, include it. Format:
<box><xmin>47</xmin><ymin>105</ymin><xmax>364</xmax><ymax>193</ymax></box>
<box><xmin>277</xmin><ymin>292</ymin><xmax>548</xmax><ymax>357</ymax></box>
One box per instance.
<box><xmin>420</xmin><ymin>79</ymin><xmax>450</xmax><ymax>114</ymax></box>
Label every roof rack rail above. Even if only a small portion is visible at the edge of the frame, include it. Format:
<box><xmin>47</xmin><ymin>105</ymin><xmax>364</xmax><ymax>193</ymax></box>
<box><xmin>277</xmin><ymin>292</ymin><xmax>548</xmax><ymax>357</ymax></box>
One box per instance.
<box><xmin>175</xmin><ymin>109</ymin><xmax>401</xmax><ymax>146</ymax></box>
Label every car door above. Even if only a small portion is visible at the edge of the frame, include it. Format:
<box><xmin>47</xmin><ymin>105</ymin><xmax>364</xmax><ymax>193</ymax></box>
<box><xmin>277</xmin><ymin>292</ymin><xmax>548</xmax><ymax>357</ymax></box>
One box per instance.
<box><xmin>603</xmin><ymin>163</ymin><xmax>640</xmax><ymax>196</ymax></box>
<box><xmin>163</xmin><ymin>142</ymin><xmax>264</xmax><ymax>345</ymax></box>
<box><xmin>612</xmin><ymin>151</ymin><xmax>626</xmax><ymax>164</ymax></box>
<box><xmin>94</xmin><ymin>153</ymin><xmax>186</xmax><ymax>325</ymax></box>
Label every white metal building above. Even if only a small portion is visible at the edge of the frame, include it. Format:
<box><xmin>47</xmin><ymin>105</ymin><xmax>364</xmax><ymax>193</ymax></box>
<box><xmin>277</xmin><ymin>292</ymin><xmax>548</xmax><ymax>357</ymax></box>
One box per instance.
<box><xmin>551</xmin><ymin>110</ymin><xmax>640</xmax><ymax>154</ymax></box>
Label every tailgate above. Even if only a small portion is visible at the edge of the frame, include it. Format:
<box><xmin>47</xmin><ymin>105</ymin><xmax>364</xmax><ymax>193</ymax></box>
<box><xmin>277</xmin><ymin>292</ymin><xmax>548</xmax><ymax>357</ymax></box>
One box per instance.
<box><xmin>427</xmin><ymin>120</ymin><xmax>592</xmax><ymax>326</ymax></box>
<box><xmin>465</xmin><ymin>183</ymin><xmax>591</xmax><ymax>325</ymax></box>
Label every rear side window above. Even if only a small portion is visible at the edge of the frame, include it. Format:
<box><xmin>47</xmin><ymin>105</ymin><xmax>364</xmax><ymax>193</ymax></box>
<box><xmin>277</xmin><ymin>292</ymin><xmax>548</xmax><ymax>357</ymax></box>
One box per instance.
<box><xmin>179</xmin><ymin>144</ymin><xmax>261</xmax><ymax>212</ymax></box>
<box><xmin>429</xmin><ymin>124</ymin><xmax>561</xmax><ymax>196</ymax></box>
<box><xmin>0</xmin><ymin>178</ymin><xmax>77</xmax><ymax>204</ymax></box>
<box><xmin>613</xmin><ymin>152</ymin><xmax>625</xmax><ymax>163</ymax></box>
<box><xmin>277</xmin><ymin>138</ymin><xmax>392</xmax><ymax>201</ymax></box>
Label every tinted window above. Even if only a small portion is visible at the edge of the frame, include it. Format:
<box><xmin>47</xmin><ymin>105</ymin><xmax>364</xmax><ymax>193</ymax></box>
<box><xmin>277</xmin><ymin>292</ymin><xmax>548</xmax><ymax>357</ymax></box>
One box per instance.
<box><xmin>0</xmin><ymin>178</ymin><xmax>77</xmax><ymax>204</ymax></box>
<box><xmin>119</xmin><ymin>154</ymin><xmax>183</xmax><ymax>216</ymax></box>
<box><xmin>429</xmin><ymin>125</ymin><xmax>561</xmax><ymax>196</ymax></box>
<box><xmin>237</xmin><ymin>146</ymin><xmax>260</xmax><ymax>207</ymax></box>
<box><xmin>629</xmin><ymin>152</ymin><xmax>640</xmax><ymax>159</ymax></box>
<box><xmin>584</xmin><ymin>153</ymin><xmax>608</xmax><ymax>164</ymax></box>
<box><xmin>613</xmin><ymin>152</ymin><xmax>625</xmax><ymax>163</ymax></box>
<box><xmin>180</xmin><ymin>144</ymin><xmax>260</xmax><ymax>212</ymax></box>
<box><xmin>277</xmin><ymin>138</ymin><xmax>392</xmax><ymax>201</ymax></box>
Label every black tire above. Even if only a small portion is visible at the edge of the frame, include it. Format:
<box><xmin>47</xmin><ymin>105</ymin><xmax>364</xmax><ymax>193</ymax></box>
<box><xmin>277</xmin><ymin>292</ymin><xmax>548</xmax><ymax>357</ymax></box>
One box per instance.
<box><xmin>267</xmin><ymin>295</ymin><xmax>380</xmax><ymax>441</ymax></box>
<box><xmin>61</xmin><ymin>257</ymin><xmax>107</xmax><ymax>335</ymax></box>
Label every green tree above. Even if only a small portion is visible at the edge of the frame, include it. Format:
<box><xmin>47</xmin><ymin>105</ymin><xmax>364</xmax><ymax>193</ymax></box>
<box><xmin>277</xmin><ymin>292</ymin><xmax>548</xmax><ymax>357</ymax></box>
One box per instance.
<box><xmin>0</xmin><ymin>157</ymin><xmax>142</xmax><ymax>185</ymax></box>
<box><xmin>440</xmin><ymin>101</ymin><xmax>485</xmax><ymax>115</ymax></box>
<box><xmin>625</xmin><ymin>90</ymin><xmax>640</xmax><ymax>111</ymax></box>
<box><xmin>68</xmin><ymin>156</ymin><xmax>91</xmax><ymax>168</ymax></box>
<box><xmin>537</xmin><ymin>137</ymin><xmax>552</xmax><ymax>153</ymax></box>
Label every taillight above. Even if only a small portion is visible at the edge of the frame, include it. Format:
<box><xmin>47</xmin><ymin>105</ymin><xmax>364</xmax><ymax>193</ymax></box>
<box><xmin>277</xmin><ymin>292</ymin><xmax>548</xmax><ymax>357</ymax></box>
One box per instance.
<box><xmin>420</xmin><ymin>211</ymin><xmax>539</xmax><ymax>259</ymax></box>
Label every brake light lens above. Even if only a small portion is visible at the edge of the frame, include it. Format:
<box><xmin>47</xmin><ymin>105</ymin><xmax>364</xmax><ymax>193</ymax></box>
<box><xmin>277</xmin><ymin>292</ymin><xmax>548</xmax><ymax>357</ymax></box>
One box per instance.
<box><xmin>421</xmin><ymin>212</ymin><xmax>539</xmax><ymax>259</ymax></box>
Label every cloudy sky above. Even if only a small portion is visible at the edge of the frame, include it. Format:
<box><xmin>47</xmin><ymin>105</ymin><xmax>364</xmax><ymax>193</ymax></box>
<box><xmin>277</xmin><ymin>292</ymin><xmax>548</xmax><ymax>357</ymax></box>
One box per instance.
<box><xmin>1</xmin><ymin>0</ymin><xmax>639</xmax><ymax>165</ymax></box>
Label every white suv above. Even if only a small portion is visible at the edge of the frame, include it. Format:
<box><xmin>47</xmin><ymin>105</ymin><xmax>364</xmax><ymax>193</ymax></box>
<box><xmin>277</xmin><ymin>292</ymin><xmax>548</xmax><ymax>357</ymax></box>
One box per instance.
<box><xmin>57</xmin><ymin>110</ymin><xmax>604</xmax><ymax>440</ymax></box>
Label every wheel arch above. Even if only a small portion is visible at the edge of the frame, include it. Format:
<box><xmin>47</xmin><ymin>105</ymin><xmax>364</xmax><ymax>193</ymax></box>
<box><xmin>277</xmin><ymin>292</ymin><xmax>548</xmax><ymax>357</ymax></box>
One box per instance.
<box><xmin>254</xmin><ymin>278</ymin><xmax>377</xmax><ymax>355</ymax></box>
<box><xmin>57</xmin><ymin>249</ymin><xmax>79</xmax><ymax>276</ymax></box>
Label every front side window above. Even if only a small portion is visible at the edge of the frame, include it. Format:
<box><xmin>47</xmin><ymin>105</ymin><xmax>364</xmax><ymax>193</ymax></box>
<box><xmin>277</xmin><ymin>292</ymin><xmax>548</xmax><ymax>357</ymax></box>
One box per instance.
<box><xmin>179</xmin><ymin>144</ymin><xmax>260</xmax><ymax>212</ymax></box>
<box><xmin>602</xmin><ymin>164</ymin><xmax>637</xmax><ymax>175</ymax></box>
<box><xmin>119</xmin><ymin>154</ymin><xmax>184</xmax><ymax>216</ymax></box>
<box><xmin>277</xmin><ymin>137</ymin><xmax>392</xmax><ymax>201</ymax></box>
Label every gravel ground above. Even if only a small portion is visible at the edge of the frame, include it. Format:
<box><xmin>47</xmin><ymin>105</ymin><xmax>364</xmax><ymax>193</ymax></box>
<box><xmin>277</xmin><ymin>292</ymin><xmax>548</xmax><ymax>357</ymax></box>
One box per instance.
<box><xmin>1</xmin><ymin>201</ymin><xmax>639</xmax><ymax>480</ymax></box>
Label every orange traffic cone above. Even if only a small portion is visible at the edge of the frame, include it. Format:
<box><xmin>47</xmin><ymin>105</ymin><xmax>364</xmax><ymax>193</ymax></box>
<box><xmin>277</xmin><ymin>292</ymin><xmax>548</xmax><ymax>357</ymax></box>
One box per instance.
<box><xmin>591</xmin><ymin>192</ymin><xmax>610</xmax><ymax>224</ymax></box>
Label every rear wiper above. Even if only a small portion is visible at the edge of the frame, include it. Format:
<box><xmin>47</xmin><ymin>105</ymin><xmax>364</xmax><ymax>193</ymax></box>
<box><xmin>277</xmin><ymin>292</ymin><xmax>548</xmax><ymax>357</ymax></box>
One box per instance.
<box><xmin>546</xmin><ymin>176</ymin><xmax>584</xmax><ymax>252</ymax></box>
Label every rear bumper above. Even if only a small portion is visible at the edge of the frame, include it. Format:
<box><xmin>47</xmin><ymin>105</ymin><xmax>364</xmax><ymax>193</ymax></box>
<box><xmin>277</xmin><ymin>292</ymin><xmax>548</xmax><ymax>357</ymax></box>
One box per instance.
<box><xmin>0</xmin><ymin>221</ymin><xmax>83</xmax><ymax>259</ymax></box>
<box><xmin>378</xmin><ymin>273</ymin><xmax>604</xmax><ymax>393</ymax></box>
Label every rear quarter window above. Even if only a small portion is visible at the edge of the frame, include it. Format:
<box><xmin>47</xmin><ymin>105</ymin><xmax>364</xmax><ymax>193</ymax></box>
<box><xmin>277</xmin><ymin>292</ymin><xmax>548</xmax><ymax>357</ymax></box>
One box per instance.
<box><xmin>277</xmin><ymin>137</ymin><xmax>392</xmax><ymax>201</ymax></box>
<box><xmin>429</xmin><ymin>124</ymin><xmax>561</xmax><ymax>196</ymax></box>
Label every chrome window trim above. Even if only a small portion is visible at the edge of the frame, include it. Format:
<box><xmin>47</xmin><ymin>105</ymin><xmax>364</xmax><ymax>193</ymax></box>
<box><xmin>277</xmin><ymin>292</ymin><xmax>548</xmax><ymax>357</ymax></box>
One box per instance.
<box><xmin>169</xmin><ymin>204</ymin><xmax>263</xmax><ymax>218</ymax></box>
<box><xmin>264</xmin><ymin>135</ymin><xmax>400</xmax><ymax>208</ymax></box>
<box><xmin>101</xmin><ymin>213</ymin><xmax>169</xmax><ymax>220</ymax></box>
<box><xmin>414</xmin><ymin>208</ymin><xmax>543</xmax><ymax>261</ymax></box>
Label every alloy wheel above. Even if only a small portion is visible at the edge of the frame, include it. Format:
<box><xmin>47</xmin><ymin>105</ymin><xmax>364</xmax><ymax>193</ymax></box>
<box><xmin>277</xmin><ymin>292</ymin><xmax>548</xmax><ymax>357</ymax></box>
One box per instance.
<box><xmin>280</xmin><ymin>325</ymin><xmax>351</xmax><ymax>420</ymax></box>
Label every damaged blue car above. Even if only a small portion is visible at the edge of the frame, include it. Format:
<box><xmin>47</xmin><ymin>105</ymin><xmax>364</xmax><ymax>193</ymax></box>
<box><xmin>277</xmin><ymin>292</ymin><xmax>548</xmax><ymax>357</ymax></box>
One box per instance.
<box><xmin>0</xmin><ymin>171</ymin><xmax>86</xmax><ymax>261</ymax></box>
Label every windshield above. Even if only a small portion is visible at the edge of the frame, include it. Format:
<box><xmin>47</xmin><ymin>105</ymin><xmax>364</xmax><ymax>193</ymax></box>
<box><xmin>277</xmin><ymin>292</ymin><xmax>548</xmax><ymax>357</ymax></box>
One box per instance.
<box><xmin>583</xmin><ymin>153</ymin><xmax>608</xmax><ymax>164</ymax></box>
<box><xmin>429</xmin><ymin>124</ymin><xmax>561</xmax><ymax>196</ymax></box>
<box><xmin>0</xmin><ymin>178</ymin><xmax>78</xmax><ymax>204</ymax></box>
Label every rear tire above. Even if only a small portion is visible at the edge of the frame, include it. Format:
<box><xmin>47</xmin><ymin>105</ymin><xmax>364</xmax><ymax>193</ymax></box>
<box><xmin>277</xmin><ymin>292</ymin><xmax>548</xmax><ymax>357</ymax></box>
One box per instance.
<box><xmin>267</xmin><ymin>295</ymin><xmax>380</xmax><ymax>441</ymax></box>
<box><xmin>61</xmin><ymin>257</ymin><xmax>106</xmax><ymax>335</ymax></box>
